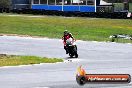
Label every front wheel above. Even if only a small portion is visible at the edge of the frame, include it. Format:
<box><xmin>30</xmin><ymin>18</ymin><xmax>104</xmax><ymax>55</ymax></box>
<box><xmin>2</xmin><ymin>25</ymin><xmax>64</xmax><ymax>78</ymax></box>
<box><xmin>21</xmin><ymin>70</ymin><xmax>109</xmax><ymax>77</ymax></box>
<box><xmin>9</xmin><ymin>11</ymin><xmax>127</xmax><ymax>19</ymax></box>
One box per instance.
<box><xmin>74</xmin><ymin>45</ymin><xmax>78</xmax><ymax>58</ymax></box>
<box><xmin>69</xmin><ymin>54</ymin><xmax>73</xmax><ymax>58</ymax></box>
<box><xmin>75</xmin><ymin>53</ymin><xmax>78</xmax><ymax>58</ymax></box>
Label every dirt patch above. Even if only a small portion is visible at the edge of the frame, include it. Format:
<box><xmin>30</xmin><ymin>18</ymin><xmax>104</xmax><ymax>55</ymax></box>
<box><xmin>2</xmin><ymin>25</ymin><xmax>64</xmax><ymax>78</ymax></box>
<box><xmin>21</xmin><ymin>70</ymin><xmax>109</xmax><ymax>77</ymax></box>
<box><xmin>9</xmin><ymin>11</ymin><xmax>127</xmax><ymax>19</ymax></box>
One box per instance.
<box><xmin>0</xmin><ymin>54</ymin><xmax>7</xmax><ymax>57</ymax></box>
<box><xmin>0</xmin><ymin>54</ymin><xmax>15</xmax><ymax>59</ymax></box>
<box><xmin>0</xmin><ymin>54</ymin><xmax>8</xmax><ymax>59</ymax></box>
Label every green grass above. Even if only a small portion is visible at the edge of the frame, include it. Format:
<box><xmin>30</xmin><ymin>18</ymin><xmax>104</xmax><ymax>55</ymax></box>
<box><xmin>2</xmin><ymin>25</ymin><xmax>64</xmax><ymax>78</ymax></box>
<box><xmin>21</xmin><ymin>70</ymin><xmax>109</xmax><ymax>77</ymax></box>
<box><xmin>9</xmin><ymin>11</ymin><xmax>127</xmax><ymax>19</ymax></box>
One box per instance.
<box><xmin>0</xmin><ymin>14</ymin><xmax>132</xmax><ymax>42</ymax></box>
<box><xmin>0</xmin><ymin>54</ymin><xmax>63</xmax><ymax>66</ymax></box>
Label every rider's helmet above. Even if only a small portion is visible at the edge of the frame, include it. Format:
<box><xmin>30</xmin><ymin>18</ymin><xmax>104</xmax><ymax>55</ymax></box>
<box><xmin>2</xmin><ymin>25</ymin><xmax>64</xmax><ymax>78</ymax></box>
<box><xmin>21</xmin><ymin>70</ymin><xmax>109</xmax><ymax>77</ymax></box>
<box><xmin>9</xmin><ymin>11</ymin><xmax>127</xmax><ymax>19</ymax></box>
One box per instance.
<box><xmin>64</xmin><ymin>30</ymin><xmax>69</xmax><ymax>35</ymax></box>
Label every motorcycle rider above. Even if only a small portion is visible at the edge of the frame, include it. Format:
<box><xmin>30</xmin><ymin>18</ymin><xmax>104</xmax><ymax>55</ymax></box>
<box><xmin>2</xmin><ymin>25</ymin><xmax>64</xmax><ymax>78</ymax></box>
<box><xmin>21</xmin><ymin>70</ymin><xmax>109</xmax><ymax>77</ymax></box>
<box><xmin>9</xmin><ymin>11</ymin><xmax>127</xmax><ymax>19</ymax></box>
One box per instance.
<box><xmin>62</xmin><ymin>30</ymin><xmax>75</xmax><ymax>54</ymax></box>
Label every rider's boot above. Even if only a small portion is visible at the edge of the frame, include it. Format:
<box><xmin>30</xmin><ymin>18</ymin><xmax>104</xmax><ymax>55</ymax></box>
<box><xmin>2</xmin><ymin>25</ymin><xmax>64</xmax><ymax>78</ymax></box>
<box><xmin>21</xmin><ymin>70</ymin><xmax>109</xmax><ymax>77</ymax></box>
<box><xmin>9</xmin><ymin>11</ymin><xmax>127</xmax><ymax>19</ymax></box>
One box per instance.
<box><xmin>64</xmin><ymin>46</ymin><xmax>68</xmax><ymax>54</ymax></box>
<box><xmin>66</xmin><ymin>50</ymin><xmax>68</xmax><ymax>54</ymax></box>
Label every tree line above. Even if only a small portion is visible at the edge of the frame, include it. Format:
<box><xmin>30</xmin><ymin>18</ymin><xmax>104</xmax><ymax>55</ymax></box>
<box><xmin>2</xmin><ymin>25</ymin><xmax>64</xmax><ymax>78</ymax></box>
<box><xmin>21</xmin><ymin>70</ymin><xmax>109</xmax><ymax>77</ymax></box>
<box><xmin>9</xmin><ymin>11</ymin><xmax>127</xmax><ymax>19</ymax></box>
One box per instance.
<box><xmin>104</xmin><ymin>0</ymin><xmax>132</xmax><ymax>3</ymax></box>
<box><xmin>0</xmin><ymin>0</ymin><xmax>132</xmax><ymax>8</ymax></box>
<box><xmin>0</xmin><ymin>0</ymin><xmax>11</xmax><ymax>8</ymax></box>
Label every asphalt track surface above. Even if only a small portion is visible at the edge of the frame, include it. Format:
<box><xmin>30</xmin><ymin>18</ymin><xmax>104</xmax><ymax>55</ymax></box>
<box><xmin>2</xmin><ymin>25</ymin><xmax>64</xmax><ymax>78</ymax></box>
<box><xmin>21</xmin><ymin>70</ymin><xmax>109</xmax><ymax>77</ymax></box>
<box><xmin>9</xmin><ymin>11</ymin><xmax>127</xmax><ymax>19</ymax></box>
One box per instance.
<box><xmin>0</xmin><ymin>36</ymin><xmax>132</xmax><ymax>88</ymax></box>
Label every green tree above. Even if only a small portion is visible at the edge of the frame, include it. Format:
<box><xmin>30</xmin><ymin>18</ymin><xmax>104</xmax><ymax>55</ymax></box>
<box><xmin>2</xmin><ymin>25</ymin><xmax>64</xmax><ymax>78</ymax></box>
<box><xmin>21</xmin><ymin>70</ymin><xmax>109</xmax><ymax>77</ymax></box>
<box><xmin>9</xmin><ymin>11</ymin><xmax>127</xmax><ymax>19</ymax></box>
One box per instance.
<box><xmin>0</xmin><ymin>0</ymin><xmax>11</xmax><ymax>8</ymax></box>
<box><xmin>103</xmin><ymin>0</ymin><xmax>132</xmax><ymax>3</ymax></box>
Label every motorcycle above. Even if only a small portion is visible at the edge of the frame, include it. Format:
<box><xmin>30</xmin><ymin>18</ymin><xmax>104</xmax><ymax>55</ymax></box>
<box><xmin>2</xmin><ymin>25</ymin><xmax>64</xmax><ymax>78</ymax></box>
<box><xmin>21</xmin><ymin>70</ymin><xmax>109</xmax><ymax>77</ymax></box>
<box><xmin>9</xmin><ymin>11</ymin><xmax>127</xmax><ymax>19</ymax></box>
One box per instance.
<box><xmin>66</xmin><ymin>38</ymin><xmax>78</xmax><ymax>58</ymax></box>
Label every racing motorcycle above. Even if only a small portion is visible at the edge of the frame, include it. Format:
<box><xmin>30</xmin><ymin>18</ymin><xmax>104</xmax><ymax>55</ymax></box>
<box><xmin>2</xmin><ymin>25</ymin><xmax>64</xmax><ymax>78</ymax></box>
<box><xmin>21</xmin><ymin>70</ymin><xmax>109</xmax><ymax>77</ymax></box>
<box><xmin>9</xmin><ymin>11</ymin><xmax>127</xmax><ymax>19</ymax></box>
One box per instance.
<box><xmin>66</xmin><ymin>38</ymin><xmax>78</xmax><ymax>58</ymax></box>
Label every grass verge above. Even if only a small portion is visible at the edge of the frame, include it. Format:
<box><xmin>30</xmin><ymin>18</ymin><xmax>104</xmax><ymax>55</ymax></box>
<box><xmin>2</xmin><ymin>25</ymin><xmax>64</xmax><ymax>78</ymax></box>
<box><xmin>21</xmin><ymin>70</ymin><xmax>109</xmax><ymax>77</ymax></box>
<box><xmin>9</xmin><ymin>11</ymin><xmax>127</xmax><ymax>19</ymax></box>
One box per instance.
<box><xmin>0</xmin><ymin>13</ymin><xmax>132</xmax><ymax>43</ymax></box>
<box><xmin>0</xmin><ymin>54</ymin><xmax>63</xmax><ymax>67</ymax></box>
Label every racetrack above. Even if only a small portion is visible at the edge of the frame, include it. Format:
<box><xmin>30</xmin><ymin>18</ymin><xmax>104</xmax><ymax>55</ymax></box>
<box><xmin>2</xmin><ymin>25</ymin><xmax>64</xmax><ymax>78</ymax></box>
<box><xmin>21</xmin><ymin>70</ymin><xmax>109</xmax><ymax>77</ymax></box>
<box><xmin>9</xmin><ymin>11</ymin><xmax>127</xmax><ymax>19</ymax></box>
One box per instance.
<box><xmin>0</xmin><ymin>36</ymin><xmax>132</xmax><ymax>88</ymax></box>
